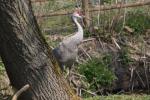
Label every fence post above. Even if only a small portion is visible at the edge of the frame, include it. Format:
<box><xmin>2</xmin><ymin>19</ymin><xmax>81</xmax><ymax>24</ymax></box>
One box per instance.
<box><xmin>82</xmin><ymin>0</ymin><xmax>90</xmax><ymax>28</ymax></box>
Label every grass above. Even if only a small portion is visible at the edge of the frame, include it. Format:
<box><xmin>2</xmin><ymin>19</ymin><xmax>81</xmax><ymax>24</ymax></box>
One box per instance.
<box><xmin>84</xmin><ymin>94</ymin><xmax>150</xmax><ymax>100</ymax></box>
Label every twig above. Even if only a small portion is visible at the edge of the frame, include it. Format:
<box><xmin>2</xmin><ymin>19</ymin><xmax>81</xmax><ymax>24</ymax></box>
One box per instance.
<box><xmin>12</xmin><ymin>84</ymin><xmax>30</xmax><ymax>100</ymax></box>
<box><xmin>75</xmin><ymin>58</ymin><xmax>82</xmax><ymax>64</ymax></box>
<box><xmin>82</xmin><ymin>38</ymin><xmax>96</xmax><ymax>43</ymax></box>
<box><xmin>70</xmin><ymin>72</ymin><xmax>86</xmax><ymax>78</ymax></box>
<box><xmin>80</xmin><ymin>58</ymin><xmax>88</xmax><ymax>63</ymax></box>
<box><xmin>131</xmin><ymin>78</ymin><xmax>135</xmax><ymax>92</ymax></box>
<box><xmin>79</xmin><ymin>89</ymin><xmax>82</xmax><ymax>97</ymax></box>
<box><xmin>135</xmin><ymin>71</ymin><xmax>146</xmax><ymax>87</ymax></box>
<box><xmin>144</xmin><ymin>61</ymin><xmax>149</xmax><ymax>92</ymax></box>
<box><xmin>124</xmin><ymin>26</ymin><xmax>134</xmax><ymax>33</ymax></box>
<box><xmin>81</xmin><ymin>88</ymin><xmax>97</xmax><ymax>96</ymax></box>
<box><xmin>142</xmin><ymin>43</ymin><xmax>150</xmax><ymax>92</ymax></box>
<box><xmin>73</xmin><ymin>87</ymin><xmax>82</xmax><ymax>96</ymax></box>
<box><xmin>129</xmin><ymin>67</ymin><xmax>134</xmax><ymax>82</ymax></box>
<box><xmin>112</xmin><ymin>37</ymin><xmax>121</xmax><ymax>50</ymax></box>
<box><xmin>143</xmin><ymin>56</ymin><xmax>150</xmax><ymax>92</ymax></box>
<box><xmin>98</xmin><ymin>38</ymin><xmax>105</xmax><ymax>51</ymax></box>
<box><xmin>129</xmin><ymin>66</ymin><xmax>136</xmax><ymax>91</ymax></box>
<box><xmin>50</xmin><ymin>46</ymin><xmax>54</xmax><ymax>49</ymax></box>
<box><xmin>79</xmin><ymin>46</ymin><xmax>92</xmax><ymax>60</ymax></box>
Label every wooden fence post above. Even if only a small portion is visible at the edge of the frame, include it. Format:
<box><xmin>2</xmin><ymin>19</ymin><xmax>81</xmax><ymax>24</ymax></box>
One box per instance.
<box><xmin>82</xmin><ymin>0</ymin><xmax>91</xmax><ymax>28</ymax></box>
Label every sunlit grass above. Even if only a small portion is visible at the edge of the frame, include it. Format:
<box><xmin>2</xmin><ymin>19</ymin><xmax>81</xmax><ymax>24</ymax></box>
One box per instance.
<box><xmin>84</xmin><ymin>94</ymin><xmax>150</xmax><ymax>100</ymax></box>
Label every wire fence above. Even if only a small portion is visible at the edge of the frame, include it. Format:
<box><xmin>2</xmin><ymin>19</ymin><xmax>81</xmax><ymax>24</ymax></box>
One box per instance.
<box><xmin>31</xmin><ymin>0</ymin><xmax>150</xmax><ymax>36</ymax></box>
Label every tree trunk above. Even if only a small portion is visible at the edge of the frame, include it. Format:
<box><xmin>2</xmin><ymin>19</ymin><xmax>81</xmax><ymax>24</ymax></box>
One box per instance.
<box><xmin>82</xmin><ymin>0</ymin><xmax>90</xmax><ymax>28</ymax></box>
<box><xmin>0</xmin><ymin>0</ymin><xmax>80</xmax><ymax>100</ymax></box>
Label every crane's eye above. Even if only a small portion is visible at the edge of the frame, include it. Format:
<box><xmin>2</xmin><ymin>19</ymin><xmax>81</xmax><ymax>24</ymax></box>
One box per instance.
<box><xmin>73</xmin><ymin>10</ymin><xmax>82</xmax><ymax>18</ymax></box>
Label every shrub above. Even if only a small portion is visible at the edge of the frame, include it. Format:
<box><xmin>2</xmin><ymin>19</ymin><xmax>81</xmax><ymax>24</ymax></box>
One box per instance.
<box><xmin>78</xmin><ymin>55</ymin><xmax>116</xmax><ymax>91</ymax></box>
<box><xmin>126</xmin><ymin>10</ymin><xmax>150</xmax><ymax>35</ymax></box>
<box><xmin>115</xmin><ymin>10</ymin><xmax>150</xmax><ymax>36</ymax></box>
<box><xmin>119</xmin><ymin>47</ymin><xmax>133</xmax><ymax>66</ymax></box>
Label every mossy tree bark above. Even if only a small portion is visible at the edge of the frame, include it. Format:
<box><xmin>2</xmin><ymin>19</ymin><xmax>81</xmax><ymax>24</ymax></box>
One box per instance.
<box><xmin>0</xmin><ymin>0</ymin><xmax>80</xmax><ymax>100</ymax></box>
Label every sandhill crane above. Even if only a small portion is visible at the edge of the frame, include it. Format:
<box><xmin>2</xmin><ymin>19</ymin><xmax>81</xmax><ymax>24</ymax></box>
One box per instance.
<box><xmin>52</xmin><ymin>9</ymin><xmax>83</xmax><ymax>73</ymax></box>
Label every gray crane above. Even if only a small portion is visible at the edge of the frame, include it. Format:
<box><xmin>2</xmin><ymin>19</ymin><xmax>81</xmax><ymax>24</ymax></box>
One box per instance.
<box><xmin>52</xmin><ymin>10</ymin><xmax>83</xmax><ymax>72</ymax></box>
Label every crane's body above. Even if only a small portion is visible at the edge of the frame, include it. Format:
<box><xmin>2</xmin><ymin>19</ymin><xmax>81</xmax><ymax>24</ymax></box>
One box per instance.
<box><xmin>52</xmin><ymin>11</ymin><xmax>83</xmax><ymax>71</ymax></box>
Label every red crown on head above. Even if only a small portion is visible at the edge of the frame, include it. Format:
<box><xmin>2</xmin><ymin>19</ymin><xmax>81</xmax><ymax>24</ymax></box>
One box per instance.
<box><xmin>74</xmin><ymin>8</ymin><xmax>82</xmax><ymax>16</ymax></box>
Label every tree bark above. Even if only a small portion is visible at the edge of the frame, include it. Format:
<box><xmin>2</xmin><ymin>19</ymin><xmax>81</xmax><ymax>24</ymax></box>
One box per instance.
<box><xmin>0</xmin><ymin>0</ymin><xmax>80</xmax><ymax>100</ymax></box>
<box><xmin>82</xmin><ymin>0</ymin><xmax>90</xmax><ymax>28</ymax></box>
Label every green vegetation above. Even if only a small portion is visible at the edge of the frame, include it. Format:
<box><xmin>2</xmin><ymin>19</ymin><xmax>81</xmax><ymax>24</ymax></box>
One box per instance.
<box><xmin>0</xmin><ymin>0</ymin><xmax>148</xmax><ymax>99</ymax></box>
<box><xmin>126</xmin><ymin>10</ymin><xmax>150</xmax><ymax>35</ymax></box>
<box><xmin>34</xmin><ymin>1</ymin><xmax>150</xmax><ymax>99</ymax></box>
<box><xmin>84</xmin><ymin>94</ymin><xmax>150</xmax><ymax>100</ymax></box>
<box><xmin>78</xmin><ymin>56</ymin><xmax>116</xmax><ymax>97</ymax></box>
<box><xmin>115</xmin><ymin>9</ymin><xmax>150</xmax><ymax>36</ymax></box>
<box><xmin>119</xmin><ymin>47</ymin><xmax>133</xmax><ymax>66</ymax></box>
<box><xmin>84</xmin><ymin>29</ymin><xmax>93</xmax><ymax>37</ymax></box>
<box><xmin>41</xmin><ymin>16</ymin><xmax>72</xmax><ymax>32</ymax></box>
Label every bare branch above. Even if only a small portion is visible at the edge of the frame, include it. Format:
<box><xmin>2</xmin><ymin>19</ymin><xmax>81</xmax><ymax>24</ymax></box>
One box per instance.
<box><xmin>112</xmin><ymin>37</ymin><xmax>121</xmax><ymax>50</ymax></box>
<box><xmin>12</xmin><ymin>84</ymin><xmax>30</xmax><ymax>100</ymax></box>
<box><xmin>81</xmin><ymin>88</ymin><xmax>97</xmax><ymax>96</ymax></box>
<box><xmin>79</xmin><ymin>46</ymin><xmax>92</xmax><ymax>60</ymax></box>
<box><xmin>135</xmin><ymin>71</ymin><xmax>146</xmax><ymax>87</ymax></box>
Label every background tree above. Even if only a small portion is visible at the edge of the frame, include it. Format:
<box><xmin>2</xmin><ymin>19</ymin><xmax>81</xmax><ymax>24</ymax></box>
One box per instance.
<box><xmin>0</xmin><ymin>0</ymin><xmax>80</xmax><ymax>100</ymax></box>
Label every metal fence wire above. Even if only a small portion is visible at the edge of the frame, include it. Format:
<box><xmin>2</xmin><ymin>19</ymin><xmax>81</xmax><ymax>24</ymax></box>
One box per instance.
<box><xmin>32</xmin><ymin>0</ymin><xmax>150</xmax><ymax>36</ymax></box>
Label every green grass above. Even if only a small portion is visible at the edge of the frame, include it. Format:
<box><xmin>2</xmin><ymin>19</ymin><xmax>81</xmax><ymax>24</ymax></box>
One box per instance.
<box><xmin>84</xmin><ymin>94</ymin><xmax>150</xmax><ymax>100</ymax></box>
<box><xmin>41</xmin><ymin>16</ymin><xmax>71</xmax><ymax>30</ymax></box>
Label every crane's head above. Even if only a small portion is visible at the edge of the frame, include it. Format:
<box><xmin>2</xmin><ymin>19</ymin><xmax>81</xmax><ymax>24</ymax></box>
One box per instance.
<box><xmin>72</xmin><ymin>8</ymin><xmax>83</xmax><ymax>19</ymax></box>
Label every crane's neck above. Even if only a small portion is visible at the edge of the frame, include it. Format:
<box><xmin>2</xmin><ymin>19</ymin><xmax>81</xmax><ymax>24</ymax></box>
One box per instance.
<box><xmin>73</xmin><ymin>16</ymin><xmax>83</xmax><ymax>41</ymax></box>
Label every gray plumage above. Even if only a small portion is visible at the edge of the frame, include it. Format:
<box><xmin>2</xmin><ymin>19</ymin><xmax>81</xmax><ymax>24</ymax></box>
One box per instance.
<box><xmin>52</xmin><ymin>11</ymin><xmax>83</xmax><ymax>71</ymax></box>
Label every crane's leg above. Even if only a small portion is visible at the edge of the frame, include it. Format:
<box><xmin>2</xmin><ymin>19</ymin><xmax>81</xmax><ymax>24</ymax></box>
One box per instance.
<box><xmin>60</xmin><ymin>64</ymin><xmax>65</xmax><ymax>71</ymax></box>
<box><xmin>65</xmin><ymin>63</ymin><xmax>75</xmax><ymax>78</ymax></box>
<box><xmin>60</xmin><ymin>64</ymin><xmax>69</xmax><ymax>78</ymax></box>
<box><xmin>65</xmin><ymin>67</ymin><xmax>70</xmax><ymax>78</ymax></box>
